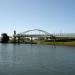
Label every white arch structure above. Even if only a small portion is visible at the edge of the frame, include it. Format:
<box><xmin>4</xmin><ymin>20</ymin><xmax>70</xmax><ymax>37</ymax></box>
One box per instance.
<box><xmin>16</xmin><ymin>29</ymin><xmax>53</xmax><ymax>37</ymax></box>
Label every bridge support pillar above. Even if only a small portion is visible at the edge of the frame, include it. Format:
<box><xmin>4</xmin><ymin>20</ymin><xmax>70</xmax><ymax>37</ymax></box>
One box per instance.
<box><xmin>45</xmin><ymin>37</ymin><xmax>48</xmax><ymax>41</ymax></box>
<box><xmin>31</xmin><ymin>37</ymin><xmax>33</xmax><ymax>44</ymax></box>
<box><xmin>18</xmin><ymin>35</ymin><xmax>20</xmax><ymax>44</ymax></box>
<box><xmin>13</xmin><ymin>36</ymin><xmax>16</xmax><ymax>43</ymax></box>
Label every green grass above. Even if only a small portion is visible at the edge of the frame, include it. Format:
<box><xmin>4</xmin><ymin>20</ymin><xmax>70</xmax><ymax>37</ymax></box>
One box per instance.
<box><xmin>9</xmin><ymin>39</ymin><xmax>75</xmax><ymax>46</ymax></box>
<box><xmin>33</xmin><ymin>40</ymin><xmax>75</xmax><ymax>46</ymax></box>
<box><xmin>45</xmin><ymin>41</ymin><xmax>75</xmax><ymax>46</ymax></box>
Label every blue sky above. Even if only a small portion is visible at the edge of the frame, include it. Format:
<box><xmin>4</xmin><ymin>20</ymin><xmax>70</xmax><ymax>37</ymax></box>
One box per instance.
<box><xmin>0</xmin><ymin>0</ymin><xmax>75</xmax><ymax>35</ymax></box>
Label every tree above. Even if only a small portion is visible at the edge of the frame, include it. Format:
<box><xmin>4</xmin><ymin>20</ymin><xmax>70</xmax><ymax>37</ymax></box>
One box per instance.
<box><xmin>1</xmin><ymin>33</ymin><xmax>9</xmax><ymax>43</ymax></box>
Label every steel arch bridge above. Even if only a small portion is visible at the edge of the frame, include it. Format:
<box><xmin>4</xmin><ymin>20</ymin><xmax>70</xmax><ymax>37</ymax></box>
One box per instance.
<box><xmin>16</xmin><ymin>29</ymin><xmax>53</xmax><ymax>37</ymax></box>
<box><xmin>14</xmin><ymin>29</ymin><xmax>75</xmax><ymax>43</ymax></box>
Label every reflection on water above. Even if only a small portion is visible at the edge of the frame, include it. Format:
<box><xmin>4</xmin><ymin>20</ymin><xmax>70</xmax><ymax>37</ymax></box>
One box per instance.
<box><xmin>0</xmin><ymin>44</ymin><xmax>75</xmax><ymax>75</ymax></box>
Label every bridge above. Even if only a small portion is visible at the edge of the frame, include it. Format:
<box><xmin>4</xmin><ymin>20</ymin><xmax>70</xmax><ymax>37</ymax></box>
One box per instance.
<box><xmin>16</xmin><ymin>29</ymin><xmax>53</xmax><ymax>37</ymax></box>
<box><xmin>13</xmin><ymin>29</ymin><xmax>55</xmax><ymax>43</ymax></box>
<box><xmin>14</xmin><ymin>29</ymin><xmax>75</xmax><ymax>43</ymax></box>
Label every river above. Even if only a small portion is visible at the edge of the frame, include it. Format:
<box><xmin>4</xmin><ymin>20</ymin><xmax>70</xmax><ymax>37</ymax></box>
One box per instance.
<box><xmin>0</xmin><ymin>44</ymin><xmax>75</xmax><ymax>75</ymax></box>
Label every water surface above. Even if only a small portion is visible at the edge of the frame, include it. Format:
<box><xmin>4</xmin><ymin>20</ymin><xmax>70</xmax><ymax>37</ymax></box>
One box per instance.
<box><xmin>0</xmin><ymin>44</ymin><xmax>75</xmax><ymax>75</ymax></box>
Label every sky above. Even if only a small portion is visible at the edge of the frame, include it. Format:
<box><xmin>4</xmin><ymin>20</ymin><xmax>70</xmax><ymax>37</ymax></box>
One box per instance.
<box><xmin>0</xmin><ymin>0</ymin><xmax>75</xmax><ymax>36</ymax></box>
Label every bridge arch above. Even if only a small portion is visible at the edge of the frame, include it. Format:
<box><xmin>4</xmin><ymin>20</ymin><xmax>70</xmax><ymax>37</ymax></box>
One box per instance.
<box><xmin>16</xmin><ymin>29</ymin><xmax>53</xmax><ymax>37</ymax></box>
<box><xmin>14</xmin><ymin>29</ymin><xmax>56</xmax><ymax>44</ymax></box>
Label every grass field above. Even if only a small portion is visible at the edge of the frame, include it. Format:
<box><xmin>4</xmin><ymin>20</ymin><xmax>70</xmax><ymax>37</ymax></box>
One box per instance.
<box><xmin>45</xmin><ymin>41</ymin><xmax>75</xmax><ymax>46</ymax></box>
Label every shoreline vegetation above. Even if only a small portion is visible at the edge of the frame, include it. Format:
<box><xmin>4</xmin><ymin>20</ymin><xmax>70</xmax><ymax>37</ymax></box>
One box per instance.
<box><xmin>7</xmin><ymin>41</ymin><xmax>75</xmax><ymax>46</ymax></box>
<box><xmin>45</xmin><ymin>41</ymin><xmax>75</xmax><ymax>46</ymax></box>
<box><xmin>1</xmin><ymin>40</ymin><xmax>75</xmax><ymax>46</ymax></box>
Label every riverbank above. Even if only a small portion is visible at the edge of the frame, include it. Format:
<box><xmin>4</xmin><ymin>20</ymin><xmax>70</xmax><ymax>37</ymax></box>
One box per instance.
<box><xmin>1</xmin><ymin>41</ymin><xmax>75</xmax><ymax>46</ymax></box>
